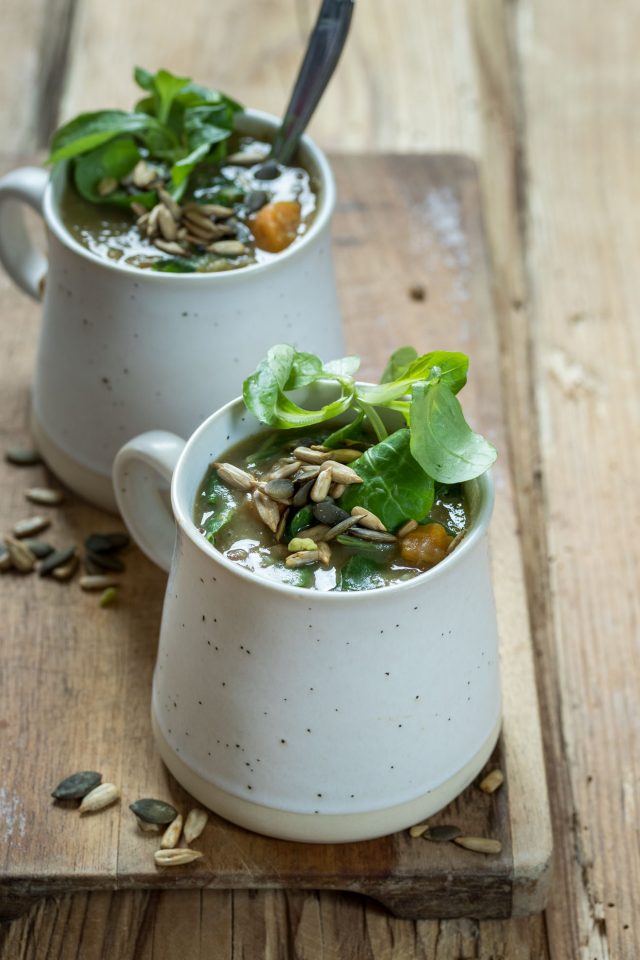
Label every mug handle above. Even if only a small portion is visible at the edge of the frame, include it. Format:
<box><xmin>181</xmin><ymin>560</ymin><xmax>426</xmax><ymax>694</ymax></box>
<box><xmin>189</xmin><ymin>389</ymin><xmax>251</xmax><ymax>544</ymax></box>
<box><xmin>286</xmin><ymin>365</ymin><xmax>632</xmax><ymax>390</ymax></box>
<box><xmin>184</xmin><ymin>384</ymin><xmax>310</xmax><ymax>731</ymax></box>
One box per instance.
<box><xmin>113</xmin><ymin>431</ymin><xmax>186</xmax><ymax>572</ymax></box>
<box><xmin>0</xmin><ymin>167</ymin><xmax>49</xmax><ymax>300</ymax></box>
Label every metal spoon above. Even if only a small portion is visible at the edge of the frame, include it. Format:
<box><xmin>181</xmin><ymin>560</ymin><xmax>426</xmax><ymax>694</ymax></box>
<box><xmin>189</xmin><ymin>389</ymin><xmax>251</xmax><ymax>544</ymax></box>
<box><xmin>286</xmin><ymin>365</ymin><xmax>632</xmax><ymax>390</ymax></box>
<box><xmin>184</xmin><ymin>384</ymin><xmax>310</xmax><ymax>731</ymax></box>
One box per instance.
<box><xmin>255</xmin><ymin>0</ymin><xmax>355</xmax><ymax>179</ymax></box>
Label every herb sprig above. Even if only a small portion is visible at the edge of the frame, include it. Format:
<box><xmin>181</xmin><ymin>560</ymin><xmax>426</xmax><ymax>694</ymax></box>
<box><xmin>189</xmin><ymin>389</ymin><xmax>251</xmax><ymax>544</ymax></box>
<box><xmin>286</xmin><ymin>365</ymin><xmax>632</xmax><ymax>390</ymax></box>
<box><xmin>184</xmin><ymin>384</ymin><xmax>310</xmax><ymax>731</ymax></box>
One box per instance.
<box><xmin>48</xmin><ymin>67</ymin><xmax>242</xmax><ymax>208</ymax></box>
<box><xmin>243</xmin><ymin>345</ymin><xmax>496</xmax><ymax>530</ymax></box>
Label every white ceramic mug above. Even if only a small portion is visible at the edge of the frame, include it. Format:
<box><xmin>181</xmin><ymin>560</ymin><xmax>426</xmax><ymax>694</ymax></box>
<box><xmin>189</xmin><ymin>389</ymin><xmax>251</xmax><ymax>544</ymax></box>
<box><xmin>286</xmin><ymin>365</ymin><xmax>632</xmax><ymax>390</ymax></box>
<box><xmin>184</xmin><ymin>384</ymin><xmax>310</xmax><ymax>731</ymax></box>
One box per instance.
<box><xmin>113</xmin><ymin>388</ymin><xmax>502</xmax><ymax>843</ymax></box>
<box><xmin>0</xmin><ymin>111</ymin><xmax>343</xmax><ymax>512</ymax></box>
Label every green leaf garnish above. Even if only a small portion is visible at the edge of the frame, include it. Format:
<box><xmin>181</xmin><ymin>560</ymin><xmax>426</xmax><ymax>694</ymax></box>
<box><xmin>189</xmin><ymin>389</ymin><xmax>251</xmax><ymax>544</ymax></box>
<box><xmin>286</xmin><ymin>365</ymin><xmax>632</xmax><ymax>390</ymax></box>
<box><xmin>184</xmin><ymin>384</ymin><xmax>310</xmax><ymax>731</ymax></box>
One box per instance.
<box><xmin>151</xmin><ymin>257</ymin><xmax>199</xmax><ymax>273</ymax></box>
<box><xmin>336</xmin><ymin>556</ymin><xmax>387</xmax><ymax>591</ymax></box>
<box><xmin>201</xmin><ymin>470</ymin><xmax>236</xmax><ymax>540</ymax></box>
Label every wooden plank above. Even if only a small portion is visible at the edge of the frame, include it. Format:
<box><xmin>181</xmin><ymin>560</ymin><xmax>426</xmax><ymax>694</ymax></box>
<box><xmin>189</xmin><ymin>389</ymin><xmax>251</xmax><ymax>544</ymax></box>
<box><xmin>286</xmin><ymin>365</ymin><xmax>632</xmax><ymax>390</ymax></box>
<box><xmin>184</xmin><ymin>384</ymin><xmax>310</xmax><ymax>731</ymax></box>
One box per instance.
<box><xmin>0</xmin><ymin>156</ymin><xmax>549</xmax><ymax>934</ymax></box>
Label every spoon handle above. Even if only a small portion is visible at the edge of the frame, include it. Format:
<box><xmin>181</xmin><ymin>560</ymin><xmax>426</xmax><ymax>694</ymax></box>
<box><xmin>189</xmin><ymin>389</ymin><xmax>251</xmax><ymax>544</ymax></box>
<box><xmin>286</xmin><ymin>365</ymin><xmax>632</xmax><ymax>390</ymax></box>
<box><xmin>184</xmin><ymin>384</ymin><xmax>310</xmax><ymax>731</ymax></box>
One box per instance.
<box><xmin>271</xmin><ymin>0</ymin><xmax>355</xmax><ymax>165</ymax></box>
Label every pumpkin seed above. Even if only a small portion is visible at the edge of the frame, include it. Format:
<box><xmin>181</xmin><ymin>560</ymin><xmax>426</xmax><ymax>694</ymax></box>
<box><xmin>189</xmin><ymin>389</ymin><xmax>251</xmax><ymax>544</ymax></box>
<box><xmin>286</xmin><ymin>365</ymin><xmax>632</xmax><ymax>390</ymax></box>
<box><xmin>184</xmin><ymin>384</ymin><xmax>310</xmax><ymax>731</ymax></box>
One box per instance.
<box><xmin>129</xmin><ymin>798</ymin><xmax>178</xmax><ymax>826</ymax></box>
<box><xmin>25</xmin><ymin>487</ymin><xmax>64</xmax><ymax>506</ymax></box>
<box><xmin>408</xmin><ymin>822</ymin><xmax>430</xmax><ymax>838</ymax></box>
<box><xmin>262</xmin><ymin>478</ymin><xmax>295</xmax><ymax>502</ymax></box>
<box><xmin>85</xmin><ymin>532</ymin><xmax>129</xmax><ymax>554</ymax></box>
<box><xmin>312</xmin><ymin>501</ymin><xmax>350</xmax><ymax>526</ymax></box>
<box><xmin>79</xmin><ymin>782</ymin><xmax>120</xmax><ymax>814</ymax></box>
<box><xmin>321</xmin><ymin>461</ymin><xmax>363</xmax><ymax>485</ymax></box>
<box><xmin>254</xmin><ymin>161</ymin><xmax>280</xmax><ymax>180</ymax></box>
<box><xmin>288</xmin><ymin>537</ymin><xmax>317</xmax><ymax>552</ymax></box>
<box><xmin>52</xmin><ymin>555</ymin><xmax>79</xmax><ymax>581</ymax></box>
<box><xmin>100</xmin><ymin>587</ymin><xmax>118</xmax><ymax>608</ymax></box>
<box><xmin>0</xmin><ymin>545</ymin><xmax>12</xmax><ymax>571</ymax></box>
<box><xmin>22</xmin><ymin>540</ymin><xmax>53</xmax><ymax>559</ymax></box>
<box><xmin>350</xmin><ymin>507</ymin><xmax>387</xmax><ymax>531</ymax></box>
<box><xmin>87</xmin><ymin>550</ymin><xmax>125</xmax><ymax>572</ymax></box>
<box><xmin>424</xmin><ymin>824</ymin><xmax>462</xmax><ymax>843</ymax></box>
<box><xmin>183</xmin><ymin>808</ymin><xmax>209</xmax><ymax>844</ymax></box>
<box><xmin>13</xmin><ymin>515</ymin><xmax>51</xmax><ymax>538</ymax></box>
<box><xmin>479</xmin><ymin>768</ymin><xmax>504</xmax><ymax>794</ymax></box>
<box><xmin>214</xmin><ymin>462</ymin><xmax>255</xmax><ymax>491</ymax></box>
<box><xmin>154</xmin><ymin>848</ymin><xmax>204</xmax><ymax>867</ymax></box>
<box><xmin>210</xmin><ymin>240</ymin><xmax>247</xmax><ymax>257</ymax></box>
<box><xmin>398</xmin><ymin>519</ymin><xmax>419</xmax><ymax>537</ymax></box>
<box><xmin>244</xmin><ymin>190</ymin><xmax>268</xmax><ymax>213</ymax></box>
<box><xmin>310</xmin><ymin>468</ymin><xmax>333</xmax><ymax>502</ymax></box>
<box><xmin>293</xmin><ymin>446</ymin><xmax>333</xmax><ymax>465</ymax></box>
<box><xmin>97</xmin><ymin>176</ymin><xmax>118</xmax><ymax>197</ymax></box>
<box><xmin>80</xmin><ymin>575</ymin><xmax>120</xmax><ymax>591</ymax></box>
<box><xmin>292</xmin><ymin>478</ymin><xmax>315</xmax><ymax>506</ymax></box>
<box><xmin>349</xmin><ymin>526</ymin><xmax>397</xmax><ymax>543</ymax></box>
<box><xmin>323</xmin><ymin>515</ymin><xmax>360</xmax><ymax>541</ymax></box>
<box><xmin>160</xmin><ymin>814</ymin><xmax>184</xmax><ymax>850</ymax></box>
<box><xmin>253</xmin><ymin>490</ymin><xmax>281</xmax><ymax>532</ymax></box>
<box><xmin>51</xmin><ymin>770</ymin><xmax>102</xmax><ymax>800</ymax></box>
<box><xmin>453</xmin><ymin>836</ymin><xmax>502</xmax><ymax>855</ymax></box>
<box><xmin>38</xmin><ymin>546</ymin><xmax>76</xmax><ymax>577</ymax></box>
<box><xmin>317</xmin><ymin>541</ymin><xmax>332</xmax><ymax>565</ymax></box>
<box><xmin>5</xmin><ymin>537</ymin><xmax>36</xmax><ymax>573</ymax></box>
<box><xmin>285</xmin><ymin>550</ymin><xmax>319</xmax><ymax>568</ymax></box>
<box><xmin>5</xmin><ymin>447</ymin><xmax>42</xmax><ymax>466</ymax></box>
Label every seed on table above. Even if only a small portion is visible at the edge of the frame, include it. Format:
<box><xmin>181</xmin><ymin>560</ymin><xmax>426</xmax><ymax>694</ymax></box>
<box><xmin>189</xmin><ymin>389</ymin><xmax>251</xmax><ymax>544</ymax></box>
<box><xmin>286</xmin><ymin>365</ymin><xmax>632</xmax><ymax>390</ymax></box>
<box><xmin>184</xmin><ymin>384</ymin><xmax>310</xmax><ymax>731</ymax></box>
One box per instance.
<box><xmin>52</xmin><ymin>771</ymin><xmax>102</xmax><ymax>800</ymax></box>
<box><xmin>160</xmin><ymin>814</ymin><xmax>184</xmax><ymax>850</ymax></box>
<box><xmin>321</xmin><ymin>461</ymin><xmax>362</xmax><ymax>485</ymax></box>
<box><xmin>317</xmin><ymin>541</ymin><xmax>332</xmax><ymax>565</ymax></box>
<box><xmin>423</xmin><ymin>824</ymin><xmax>462</xmax><ymax>843</ymax></box>
<box><xmin>52</xmin><ymin>555</ymin><xmax>79</xmax><ymax>581</ymax></box>
<box><xmin>130</xmin><ymin>799</ymin><xmax>179</xmax><ymax>826</ymax></box>
<box><xmin>349</xmin><ymin>526</ymin><xmax>397</xmax><ymax>543</ymax></box>
<box><xmin>453</xmin><ymin>836</ymin><xmax>502</xmax><ymax>855</ymax></box>
<box><xmin>137</xmin><ymin>818</ymin><xmax>160</xmax><ymax>833</ymax></box>
<box><xmin>214</xmin><ymin>462</ymin><xmax>255</xmax><ymax>491</ymax></box>
<box><xmin>479</xmin><ymin>768</ymin><xmax>504</xmax><ymax>794</ymax></box>
<box><xmin>97</xmin><ymin>176</ymin><xmax>118</xmax><ymax>197</ymax></box>
<box><xmin>5</xmin><ymin>447</ymin><xmax>42</xmax><ymax>466</ymax></box>
<box><xmin>408</xmin><ymin>822</ymin><xmax>430</xmax><ymax>838</ymax></box>
<box><xmin>22</xmin><ymin>540</ymin><xmax>53</xmax><ymax>558</ymax></box>
<box><xmin>209</xmin><ymin>240</ymin><xmax>247</xmax><ymax>257</ymax></box>
<box><xmin>351</xmin><ymin>506</ymin><xmax>387</xmax><ymax>531</ymax></box>
<box><xmin>323</xmin><ymin>516</ymin><xmax>359</xmax><ymax>541</ymax></box>
<box><xmin>398</xmin><ymin>519</ymin><xmax>419</xmax><ymax>537</ymax></box>
<box><xmin>183</xmin><ymin>808</ymin><xmax>209</xmax><ymax>844</ymax></box>
<box><xmin>285</xmin><ymin>550</ymin><xmax>319</xmax><ymax>568</ymax></box>
<box><xmin>5</xmin><ymin>537</ymin><xmax>36</xmax><ymax>573</ymax></box>
<box><xmin>13</xmin><ymin>515</ymin><xmax>51</xmax><ymax>538</ymax></box>
<box><xmin>154</xmin><ymin>848</ymin><xmax>204</xmax><ymax>867</ymax></box>
<box><xmin>88</xmin><ymin>550</ymin><xmax>125</xmax><ymax>573</ymax></box>
<box><xmin>100</xmin><ymin>587</ymin><xmax>118</xmax><ymax>608</ymax></box>
<box><xmin>80</xmin><ymin>575</ymin><xmax>120</xmax><ymax>591</ymax></box>
<box><xmin>79</xmin><ymin>782</ymin><xmax>120</xmax><ymax>814</ymax></box>
<box><xmin>25</xmin><ymin>487</ymin><xmax>64</xmax><ymax>506</ymax></box>
<box><xmin>0</xmin><ymin>545</ymin><xmax>12</xmax><ymax>572</ymax></box>
<box><xmin>38</xmin><ymin>546</ymin><xmax>76</xmax><ymax>577</ymax></box>
<box><xmin>287</xmin><ymin>538</ymin><xmax>317</xmax><ymax>553</ymax></box>
<box><xmin>310</xmin><ymin>467</ymin><xmax>333</xmax><ymax>502</ymax></box>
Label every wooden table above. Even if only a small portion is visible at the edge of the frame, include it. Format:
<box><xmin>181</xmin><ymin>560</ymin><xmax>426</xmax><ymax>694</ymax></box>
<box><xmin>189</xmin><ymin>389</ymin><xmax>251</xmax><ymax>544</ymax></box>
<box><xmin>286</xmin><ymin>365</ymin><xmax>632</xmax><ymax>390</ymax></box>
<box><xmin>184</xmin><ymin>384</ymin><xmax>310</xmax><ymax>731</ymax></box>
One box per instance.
<box><xmin>1</xmin><ymin>1</ymin><xmax>638</xmax><ymax>958</ymax></box>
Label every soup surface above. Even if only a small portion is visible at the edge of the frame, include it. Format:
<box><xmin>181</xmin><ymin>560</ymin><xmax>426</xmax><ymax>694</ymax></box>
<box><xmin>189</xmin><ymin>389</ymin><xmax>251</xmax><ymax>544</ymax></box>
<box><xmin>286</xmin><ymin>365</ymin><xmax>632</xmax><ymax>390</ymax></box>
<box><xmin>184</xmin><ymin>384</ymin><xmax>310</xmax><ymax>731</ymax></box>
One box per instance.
<box><xmin>194</xmin><ymin>427</ymin><xmax>469</xmax><ymax>592</ymax></box>
<box><xmin>60</xmin><ymin>135</ymin><xmax>318</xmax><ymax>273</ymax></box>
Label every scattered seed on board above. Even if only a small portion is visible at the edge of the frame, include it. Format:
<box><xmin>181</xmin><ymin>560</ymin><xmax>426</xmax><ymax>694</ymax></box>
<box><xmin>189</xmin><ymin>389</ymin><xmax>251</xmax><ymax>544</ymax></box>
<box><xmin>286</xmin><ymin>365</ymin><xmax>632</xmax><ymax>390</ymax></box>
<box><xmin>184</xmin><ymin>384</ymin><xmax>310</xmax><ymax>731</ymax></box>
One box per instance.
<box><xmin>310</xmin><ymin>467</ymin><xmax>333</xmax><ymax>502</ymax></box>
<box><xmin>214</xmin><ymin>462</ymin><xmax>255</xmax><ymax>491</ymax></box>
<box><xmin>51</xmin><ymin>771</ymin><xmax>102</xmax><ymax>800</ymax></box>
<box><xmin>160</xmin><ymin>814</ymin><xmax>184</xmax><ymax>850</ymax></box>
<box><xmin>137</xmin><ymin>818</ymin><xmax>160</xmax><ymax>833</ymax></box>
<box><xmin>408</xmin><ymin>822</ymin><xmax>430</xmax><ymax>838</ymax></box>
<box><xmin>22</xmin><ymin>539</ymin><xmax>53</xmax><ymax>558</ymax></box>
<box><xmin>100</xmin><ymin>587</ymin><xmax>118</xmax><ymax>608</ymax></box>
<box><xmin>183</xmin><ymin>808</ymin><xmax>209</xmax><ymax>844</ymax></box>
<box><xmin>88</xmin><ymin>550</ymin><xmax>125</xmax><ymax>573</ymax></box>
<box><xmin>350</xmin><ymin>506</ymin><xmax>387</xmax><ymax>531</ymax></box>
<box><xmin>5</xmin><ymin>537</ymin><xmax>36</xmax><ymax>573</ymax></box>
<box><xmin>0</xmin><ymin>545</ymin><xmax>12</xmax><ymax>572</ymax></box>
<box><xmin>154</xmin><ymin>848</ymin><xmax>203</xmax><ymax>867</ymax></box>
<box><xmin>79</xmin><ymin>782</ymin><xmax>120</xmax><ymax>814</ymax></box>
<box><xmin>13</xmin><ymin>515</ymin><xmax>51</xmax><ymax>538</ymax></box>
<box><xmin>5</xmin><ymin>447</ymin><xmax>42</xmax><ymax>466</ymax></box>
<box><xmin>130</xmin><ymin>798</ymin><xmax>179</xmax><ymax>826</ymax></box>
<box><xmin>285</xmin><ymin>550</ymin><xmax>319</xmax><ymax>568</ymax></box>
<box><xmin>453</xmin><ymin>836</ymin><xmax>502</xmax><ymax>855</ymax></box>
<box><xmin>25</xmin><ymin>487</ymin><xmax>64</xmax><ymax>506</ymax></box>
<box><xmin>479</xmin><ymin>768</ymin><xmax>504</xmax><ymax>794</ymax></box>
<box><xmin>398</xmin><ymin>519</ymin><xmax>419</xmax><ymax>537</ymax></box>
<box><xmin>52</xmin><ymin>555</ymin><xmax>79</xmax><ymax>581</ymax></box>
<box><xmin>80</xmin><ymin>575</ymin><xmax>120</xmax><ymax>591</ymax></box>
<box><xmin>423</xmin><ymin>824</ymin><xmax>462</xmax><ymax>843</ymax></box>
<box><xmin>85</xmin><ymin>532</ymin><xmax>129</xmax><ymax>554</ymax></box>
<box><xmin>38</xmin><ymin>546</ymin><xmax>76</xmax><ymax>577</ymax></box>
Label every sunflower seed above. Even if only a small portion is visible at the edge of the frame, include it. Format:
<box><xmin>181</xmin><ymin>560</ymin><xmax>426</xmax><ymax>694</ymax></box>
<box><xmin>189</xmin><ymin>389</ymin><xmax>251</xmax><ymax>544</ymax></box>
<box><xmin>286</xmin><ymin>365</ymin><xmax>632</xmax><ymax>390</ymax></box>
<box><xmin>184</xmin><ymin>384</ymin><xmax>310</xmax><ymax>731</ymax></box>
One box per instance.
<box><xmin>85</xmin><ymin>532</ymin><xmax>130</xmax><ymax>554</ymax></box>
<box><xmin>323</xmin><ymin>515</ymin><xmax>359</xmax><ymax>541</ymax></box>
<box><xmin>132</xmin><ymin>160</ymin><xmax>157</xmax><ymax>189</ymax></box>
<box><xmin>327</xmin><ymin>448</ymin><xmax>362</xmax><ymax>464</ymax></box>
<box><xmin>321</xmin><ymin>462</ymin><xmax>362</xmax><ymax>485</ymax></box>
<box><xmin>0</xmin><ymin>545</ymin><xmax>11</xmax><ymax>571</ymax></box>
<box><xmin>160</xmin><ymin>814</ymin><xmax>184</xmax><ymax>849</ymax></box>
<box><xmin>13</xmin><ymin>515</ymin><xmax>51</xmax><ymax>538</ymax></box>
<box><xmin>183</xmin><ymin>808</ymin><xmax>209</xmax><ymax>844</ymax></box>
<box><xmin>424</xmin><ymin>824</ymin><xmax>462</xmax><ymax>843</ymax></box>
<box><xmin>136</xmin><ymin>213</ymin><xmax>150</xmax><ymax>231</ymax></box>
<box><xmin>293</xmin><ymin>446</ymin><xmax>333</xmax><ymax>465</ymax></box>
<box><xmin>158</xmin><ymin>187</ymin><xmax>182</xmax><ymax>219</ymax></box>
<box><xmin>214</xmin><ymin>462</ymin><xmax>255</xmax><ymax>491</ymax></box>
<box><xmin>253</xmin><ymin>490</ymin><xmax>281</xmax><ymax>532</ymax></box>
<box><xmin>262</xmin><ymin>478</ymin><xmax>294</xmax><ymax>502</ymax></box>
<box><xmin>317</xmin><ymin>541</ymin><xmax>332</xmax><ymax>565</ymax></box>
<box><xmin>88</xmin><ymin>550</ymin><xmax>125</xmax><ymax>572</ymax></box>
<box><xmin>38</xmin><ymin>546</ymin><xmax>76</xmax><ymax>576</ymax></box>
<box><xmin>130</xmin><ymin>798</ymin><xmax>178</xmax><ymax>825</ymax></box>
<box><xmin>453</xmin><ymin>836</ymin><xmax>502</xmax><ymax>855</ymax></box>
<box><xmin>5</xmin><ymin>447</ymin><xmax>42</xmax><ymax>466</ymax></box>
<box><xmin>349</xmin><ymin>526</ymin><xmax>397</xmax><ymax>543</ymax></box>
<box><xmin>447</xmin><ymin>530</ymin><xmax>466</xmax><ymax>554</ymax></box>
<box><xmin>398</xmin><ymin>519</ymin><xmax>419</xmax><ymax>537</ymax></box>
<box><xmin>25</xmin><ymin>487</ymin><xmax>64</xmax><ymax>506</ymax></box>
<box><xmin>197</xmin><ymin>203</ymin><xmax>234</xmax><ymax>219</ymax></box>
<box><xmin>226</xmin><ymin>151</ymin><xmax>268</xmax><ymax>166</ymax></box>
<box><xmin>288</xmin><ymin>537</ymin><xmax>317</xmax><ymax>552</ymax></box>
<box><xmin>80</xmin><ymin>575</ymin><xmax>120</xmax><ymax>591</ymax></box>
<box><xmin>146</xmin><ymin>204</ymin><xmax>162</xmax><ymax>237</ymax></box>
<box><xmin>275</xmin><ymin>509</ymin><xmax>289</xmax><ymax>542</ymax></box>
<box><xmin>292</xmin><ymin>478</ymin><xmax>315</xmax><ymax>506</ymax></box>
<box><xmin>97</xmin><ymin>176</ymin><xmax>118</xmax><ymax>197</ymax></box>
<box><xmin>23</xmin><ymin>540</ymin><xmax>54</xmax><ymax>558</ymax></box>
<box><xmin>154</xmin><ymin>239</ymin><xmax>185</xmax><ymax>256</ymax></box>
<box><xmin>184</xmin><ymin>210</ymin><xmax>217</xmax><ymax>234</ymax></box>
<box><xmin>154</xmin><ymin>848</ymin><xmax>204</xmax><ymax>867</ymax></box>
<box><xmin>309</xmin><ymin>444</ymin><xmax>329</xmax><ymax>452</ymax></box>
<box><xmin>79</xmin><ymin>782</ymin><xmax>120</xmax><ymax>814</ymax></box>
<box><xmin>293</xmin><ymin>465</ymin><xmax>322</xmax><ymax>483</ymax></box>
<box><xmin>5</xmin><ymin>537</ymin><xmax>36</xmax><ymax>572</ymax></box>
<box><xmin>329</xmin><ymin>482</ymin><xmax>346</xmax><ymax>499</ymax></box>
<box><xmin>131</xmin><ymin>201</ymin><xmax>147</xmax><ymax>218</ymax></box>
<box><xmin>479</xmin><ymin>768</ymin><xmax>504</xmax><ymax>794</ymax></box>
<box><xmin>350</xmin><ymin>507</ymin><xmax>387</xmax><ymax>531</ymax></box>
<box><xmin>52</xmin><ymin>555</ymin><xmax>79</xmax><ymax>581</ymax></box>
<box><xmin>210</xmin><ymin>240</ymin><xmax>247</xmax><ymax>257</ymax></box>
<box><xmin>183</xmin><ymin>233</ymin><xmax>208</xmax><ymax>248</ymax></box>
<box><xmin>312</xmin><ymin>501</ymin><xmax>350</xmax><ymax>526</ymax></box>
<box><xmin>310</xmin><ymin>467</ymin><xmax>333</xmax><ymax>502</ymax></box>
<box><xmin>408</xmin><ymin>822</ymin><xmax>430</xmax><ymax>838</ymax></box>
<box><xmin>285</xmin><ymin>550</ymin><xmax>319</xmax><ymax>568</ymax></box>
<box><xmin>52</xmin><ymin>771</ymin><xmax>102</xmax><ymax>800</ymax></box>
<box><xmin>137</xmin><ymin>818</ymin><xmax>160</xmax><ymax>833</ymax></box>
<box><xmin>100</xmin><ymin>587</ymin><xmax>118</xmax><ymax>607</ymax></box>
<box><xmin>266</xmin><ymin>460</ymin><xmax>303</xmax><ymax>481</ymax></box>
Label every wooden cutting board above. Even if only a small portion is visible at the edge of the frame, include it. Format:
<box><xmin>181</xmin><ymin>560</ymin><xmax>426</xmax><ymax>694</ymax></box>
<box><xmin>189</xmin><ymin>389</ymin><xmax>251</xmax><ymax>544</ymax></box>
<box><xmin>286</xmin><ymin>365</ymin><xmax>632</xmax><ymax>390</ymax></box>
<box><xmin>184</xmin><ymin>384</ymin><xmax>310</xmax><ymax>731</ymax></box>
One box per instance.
<box><xmin>0</xmin><ymin>155</ymin><xmax>551</xmax><ymax>921</ymax></box>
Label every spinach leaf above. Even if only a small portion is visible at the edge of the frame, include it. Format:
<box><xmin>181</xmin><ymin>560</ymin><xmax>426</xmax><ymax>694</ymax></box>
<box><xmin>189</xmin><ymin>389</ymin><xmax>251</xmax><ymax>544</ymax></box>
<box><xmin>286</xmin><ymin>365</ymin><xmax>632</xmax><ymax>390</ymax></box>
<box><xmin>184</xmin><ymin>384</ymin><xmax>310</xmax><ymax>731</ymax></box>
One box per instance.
<box><xmin>336</xmin><ymin>556</ymin><xmax>387</xmax><ymax>591</ymax></box>
<box><xmin>49</xmin><ymin>110</ymin><xmax>156</xmax><ymax>163</ymax></box>
<box><xmin>201</xmin><ymin>470</ymin><xmax>236</xmax><ymax>540</ymax></box>
<box><xmin>339</xmin><ymin>429</ymin><xmax>434</xmax><ymax>530</ymax></box>
<box><xmin>410</xmin><ymin>381</ymin><xmax>497</xmax><ymax>483</ymax></box>
<box><xmin>73</xmin><ymin>137</ymin><xmax>141</xmax><ymax>204</ymax></box>
<box><xmin>358</xmin><ymin>351</ymin><xmax>468</xmax><ymax>406</ymax></box>
<box><xmin>323</xmin><ymin>408</ymin><xmax>366</xmax><ymax>448</ymax></box>
<box><xmin>380</xmin><ymin>346</ymin><xmax>418</xmax><ymax>384</ymax></box>
<box><xmin>289</xmin><ymin>505</ymin><xmax>314</xmax><ymax>538</ymax></box>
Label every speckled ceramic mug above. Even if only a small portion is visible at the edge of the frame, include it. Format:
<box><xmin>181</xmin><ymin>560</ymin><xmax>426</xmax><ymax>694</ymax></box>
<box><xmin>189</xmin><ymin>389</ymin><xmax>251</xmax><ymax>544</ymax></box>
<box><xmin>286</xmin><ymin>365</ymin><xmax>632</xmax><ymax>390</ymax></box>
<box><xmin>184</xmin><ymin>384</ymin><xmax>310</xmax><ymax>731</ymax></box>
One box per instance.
<box><xmin>113</xmin><ymin>387</ymin><xmax>502</xmax><ymax>843</ymax></box>
<box><xmin>0</xmin><ymin>111</ymin><xmax>343</xmax><ymax>512</ymax></box>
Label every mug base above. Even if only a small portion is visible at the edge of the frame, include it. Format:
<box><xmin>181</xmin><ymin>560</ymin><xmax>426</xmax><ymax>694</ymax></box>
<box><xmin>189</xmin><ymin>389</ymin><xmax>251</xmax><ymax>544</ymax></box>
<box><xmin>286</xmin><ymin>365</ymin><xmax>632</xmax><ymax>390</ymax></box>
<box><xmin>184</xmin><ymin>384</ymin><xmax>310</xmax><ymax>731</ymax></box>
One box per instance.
<box><xmin>31</xmin><ymin>411</ymin><xmax>118</xmax><ymax>513</ymax></box>
<box><xmin>151</xmin><ymin>710</ymin><xmax>502</xmax><ymax>843</ymax></box>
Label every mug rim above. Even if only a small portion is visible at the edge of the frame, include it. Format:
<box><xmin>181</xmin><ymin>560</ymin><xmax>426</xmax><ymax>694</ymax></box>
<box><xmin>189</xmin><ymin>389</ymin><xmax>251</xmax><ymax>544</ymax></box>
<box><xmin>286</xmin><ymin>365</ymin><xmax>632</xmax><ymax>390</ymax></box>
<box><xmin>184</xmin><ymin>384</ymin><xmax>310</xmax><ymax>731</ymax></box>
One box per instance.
<box><xmin>41</xmin><ymin>108</ymin><xmax>336</xmax><ymax>282</ymax></box>
<box><xmin>170</xmin><ymin>390</ymin><xmax>496</xmax><ymax>601</ymax></box>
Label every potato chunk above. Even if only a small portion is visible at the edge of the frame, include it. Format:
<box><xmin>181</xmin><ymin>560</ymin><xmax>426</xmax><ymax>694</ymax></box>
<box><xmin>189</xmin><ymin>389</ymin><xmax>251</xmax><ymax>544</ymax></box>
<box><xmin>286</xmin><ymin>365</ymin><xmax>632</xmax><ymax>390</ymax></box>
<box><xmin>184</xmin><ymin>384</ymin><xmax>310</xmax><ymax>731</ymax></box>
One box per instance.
<box><xmin>251</xmin><ymin>201</ymin><xmax>302</xmax><ymax>253</ymax></box>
